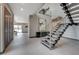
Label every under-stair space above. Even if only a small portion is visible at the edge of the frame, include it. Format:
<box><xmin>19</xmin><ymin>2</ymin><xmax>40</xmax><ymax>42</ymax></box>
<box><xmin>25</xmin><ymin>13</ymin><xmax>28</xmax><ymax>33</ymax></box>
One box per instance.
<box><xmin>42</xmin><ymin>23</ymin><xmax>69</xmax><ymax>49</ymax></box>
<box><xmin>41</xmin><ymin>16</ymin><xmax>69</xmax><ymax>49</ymax></box>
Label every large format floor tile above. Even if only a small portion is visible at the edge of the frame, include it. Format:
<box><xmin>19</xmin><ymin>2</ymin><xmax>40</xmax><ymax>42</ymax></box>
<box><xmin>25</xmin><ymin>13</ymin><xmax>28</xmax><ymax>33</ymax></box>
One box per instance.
<box><xmin>4</xmin><ymin>33</ymin><xmax>79</xmax><ymax>55</ymax></box>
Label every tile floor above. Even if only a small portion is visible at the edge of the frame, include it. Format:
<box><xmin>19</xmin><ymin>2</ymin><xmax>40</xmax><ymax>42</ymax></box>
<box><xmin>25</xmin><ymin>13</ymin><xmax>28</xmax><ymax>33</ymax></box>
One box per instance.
<box><xmin>4</xmin><ymin>33</ymin><xmax>79</xmax><ymax>55</ymax></box>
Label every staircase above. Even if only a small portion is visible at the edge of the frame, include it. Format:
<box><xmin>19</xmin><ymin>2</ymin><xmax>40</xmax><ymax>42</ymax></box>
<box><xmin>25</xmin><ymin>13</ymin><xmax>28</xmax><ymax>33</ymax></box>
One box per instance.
<box><xmin>41</xmin><ymin>3</ymin><xmax>79</xmax><ymax>49</ymax></box>
<box><xmin>41</xmin><ymin>23</ymin><xmax>69</xmax><ymax>49</ymax></box>
<box><xmin>60</xmin><ymin>3</ymin><xmax>79</xmax><ymax>25</ymax></box>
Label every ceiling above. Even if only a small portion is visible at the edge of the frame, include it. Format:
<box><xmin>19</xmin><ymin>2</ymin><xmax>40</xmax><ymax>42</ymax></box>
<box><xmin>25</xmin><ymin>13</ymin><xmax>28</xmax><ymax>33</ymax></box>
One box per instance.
<box><xmin>9</xmin><ymin>3</ymin><xmax>44</xmax><ymax>23</ymax></box>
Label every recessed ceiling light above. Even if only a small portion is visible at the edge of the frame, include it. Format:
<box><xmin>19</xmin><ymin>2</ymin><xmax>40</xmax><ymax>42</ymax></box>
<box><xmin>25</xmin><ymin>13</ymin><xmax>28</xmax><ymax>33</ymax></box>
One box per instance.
<box><xmin>20</xmin><ymin>8</ymin><xmax>24</xmax><ymax>11</ymax></box>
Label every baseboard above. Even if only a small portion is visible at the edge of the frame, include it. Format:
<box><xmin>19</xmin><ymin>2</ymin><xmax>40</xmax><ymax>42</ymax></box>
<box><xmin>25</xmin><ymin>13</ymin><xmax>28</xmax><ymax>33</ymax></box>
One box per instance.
<box><xmin>0</xmin><ymin>49</ymin><xmax>5</xmax><ymax>54</ymax></box>
<box><xmin>29</xmin><ymin>36</ymin><xmax>37</xmax><ymax>38</ymax></box>
<box><xmin>22</xmin><ymin>32</ymin><xmax>28</xmax><ymax>33</ymax></box>
<box><xmin>62</xmin><ymin>36</ymin><xmax>79</xmax><ymax>41</ymax></box>
<box><xmin>0</xmin><ymin>39</ymin><xmax>13</xmax><ymax>55</ymax></box>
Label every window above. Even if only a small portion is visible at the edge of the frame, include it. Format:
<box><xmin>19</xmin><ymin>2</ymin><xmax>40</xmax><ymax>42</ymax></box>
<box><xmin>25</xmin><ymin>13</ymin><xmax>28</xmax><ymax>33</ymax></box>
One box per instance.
<box><xmin>14</xmin><ymin>25</ymin><xmax>22</xmax><ymax>32</ymax></box>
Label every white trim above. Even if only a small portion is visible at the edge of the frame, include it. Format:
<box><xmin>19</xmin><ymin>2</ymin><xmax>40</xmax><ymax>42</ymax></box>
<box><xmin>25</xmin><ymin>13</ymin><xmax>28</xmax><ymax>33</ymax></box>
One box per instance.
<box><xmin>0</xmin><ymin>4</ymin><xmax>4</xmax><ymax>52</ymax></box>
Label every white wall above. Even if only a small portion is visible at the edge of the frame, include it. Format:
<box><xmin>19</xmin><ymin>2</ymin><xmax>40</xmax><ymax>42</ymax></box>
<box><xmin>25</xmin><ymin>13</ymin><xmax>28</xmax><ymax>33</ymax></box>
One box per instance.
<box><xmin>63</xmin><ymin>25</ymin><xmax>79</xmax><ymax>40</ymax></box>
<box><xmin>0</xmin><ymin>6</ymin><xmax>1</xmax><ymax>51</ymax></box>
<box><xmin>37</xmin><ymin>3</ymin><xmax>66</xmax><ymax>19</ymax></box>
<box><xmin>37</xmin><ymin>14</ymin><xmax>51</xmax><ymax>31</ymax></box>
<box><xmin>22</xmin><ymin>25</ymin><xmax>28</xmax><ymax>33</ymax></box>
<box><xmin>47</xmin><ymin>3</ymin><xmax>71</xmax><ymax>23</ymax></box>
<box><xmin>0</xmin><ymin>5</ymin><xmax>1</xmax><ymax>52</ymax></box>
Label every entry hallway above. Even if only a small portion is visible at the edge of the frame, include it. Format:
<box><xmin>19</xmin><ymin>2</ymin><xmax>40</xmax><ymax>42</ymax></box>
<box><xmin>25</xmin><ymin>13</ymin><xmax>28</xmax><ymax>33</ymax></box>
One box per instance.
<box><xmin>4</xmin><ymin>33</ymin><xmax>79</xmax><ymax>55</ymax></box>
